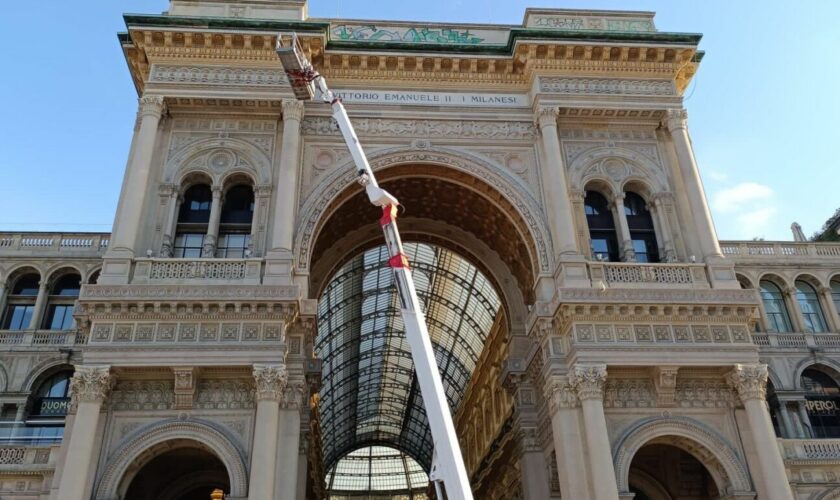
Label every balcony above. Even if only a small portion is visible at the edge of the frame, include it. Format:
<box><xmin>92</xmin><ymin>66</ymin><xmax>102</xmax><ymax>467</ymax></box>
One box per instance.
<box><xmin>131</xmin><ymin>258</ymin><xmax>263</xmax><ymax>284</ymax></box>
<box><xmin>780</xmin><ymin>438</ymin><xmax>840</xmax><ymax>461</ymax></box>
<box><xmin>751</xmin><ymin>331</ymin><xmax>840</xmax><ymax>349</ymax></box>
<box><xmin>0</xmin><ymin>329</ymin><xmax>85</xmax><ymax>348</ymax></box>
<box><xmin>0</xmin><ymin>232</ymin><xmax>109</xmax><ymax>257</ymax></box>
<box><xmin>588</xmin><ymin>261</ymin><xmax>711</xmax><ymax>288</ymax></box>
<box><xmin>0</xmin><ymin>444</ymin><xmax>58</xmax><ymax>469</ymax></box>
<box><xmin>720</xmin><ymin>241</ymin><xmax>840</xmax><ymax>264</ymax></box>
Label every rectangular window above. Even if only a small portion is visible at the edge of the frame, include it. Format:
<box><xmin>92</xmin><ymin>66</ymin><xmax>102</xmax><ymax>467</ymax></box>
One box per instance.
<box><xmin>45</xmin><ymin>305</ymin><xmax>75</xmax><ymax>330</ymax></box>
<box><xmin>215</xmin><ymin>233</ymin><xmax>251</xmax><ymax>258</ymax></box>
<box><xmin>173</xmin><ymin>233</ymin><xmax>205</xmax><ymax>258</ymax></box>
<box><xmin>2</xmin><ymin>305</ymin><xmax>34</xmax><ymax>330</ymax></box>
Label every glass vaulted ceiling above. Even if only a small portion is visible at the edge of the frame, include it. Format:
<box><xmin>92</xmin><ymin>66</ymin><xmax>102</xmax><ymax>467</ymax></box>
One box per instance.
<box><xmin>316</xmin><ymin>243</ymin><xmax>502</xmax><ymax>475</ymax></box>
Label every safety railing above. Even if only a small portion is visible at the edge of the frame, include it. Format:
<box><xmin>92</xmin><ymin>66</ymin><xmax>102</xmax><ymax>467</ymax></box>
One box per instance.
<box><xmin>132</xmin><ymin>258</ymin><xmax>263</xmax><ymax>284</ymax></box>
<box><xmin>0</xmin><ymin>232</ymin><xmax>109</xmax><ymax>256</ymax></box>
<box><xmin>588</xmin><ymin>261</ymin><xmax>710</xmax><ymax>288</ymax></box>
<box><xmin>780</xmin><ymin>438</ymin><xmax>840</xmax><ymax>460</ymax></box>
<box><xmin>720</xmin><ymin>241</ymin><xmax>840</xmax><ymax>261</ymax></box>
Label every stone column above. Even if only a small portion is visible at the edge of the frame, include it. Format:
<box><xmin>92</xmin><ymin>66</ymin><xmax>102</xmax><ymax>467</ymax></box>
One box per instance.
<box><xmin>276</xmin><ymin>381</ymin><xmax>304</xmax><ymax>500</ymax></box>
<box><xmin>776</xmin><ymin>401</ymin><xmax>795</xmax><ymax>438</ymax></box>
<box><xmin>202</xmin><ymin>186</ymin><xmax>223</xmax><ymax>258</ymax></box>
<box><xmin>535</xmin><ymin>107</ymin><xmax>579</xmax><ymax>257</ymax></box>
<box><xmin>819</xmin><ymin>286</ymin><xmax>840</xmax><ymax>332</ymax></box>
<box><xmin>650</xmin><ymin>196</ymin><xmax>677</xmax><ymax>262</ymax></box>
<box><xmin>250</xmin><ymin>185</ymin><xmax>272</xmax><ymax>257</ymax></box>
<box><xmin>546</xmin><ymin>377</ymin><xmax>590</xmax><ymax>499</ymax></box>
<box><xmin>783</xmin><ymin>286</ymin><xmax>807</xmax><ymax>332</ymax></box>
<box><xmin>570</xmin><ymin>364</ymin><xmax>619</xmax><ymax>500</ymax></box>
<box><xmin>56</xmin><ymin>366</ymin><xmax>113</xmax><ymax>500</ymax></box>
<box><xmin>0</xmin><ymin>283</ymin><xmax>8</xmax><ymax>323</ymax></box>
<box><xmin>663</xmin><ymin>109</ymin><xmax>722</xmax><ymax>259</ymax></box>
<box><xmin>159</xmin><ymin>184</ymin><xmax>180</xmax><ymax>257</ymax></box>
<box><xmin>28</xmin><ymin>280</ymin><xmax>49</xmax><ymax>330</ymax></box>
<box><xmin>727</xmin><ymin>364</ymin><xmax>794</xmax><ymax>500</ymax></box>
<box><xmin>611</xmin><ymin>193</ymin><xmax>635</xmax><ymax>261</ymax></box>
<box><xmin>108</xmin><ymin>95</ymin><xmax>166</xmax><ymax>255</ymax></box>
<box><xmin>795</xmin><ymin>400</ymin><xmax>813</xmax><ymax>437</ymax></box>
<box><xmin>250</xmin><ymin>364</ymin><xmax>287</xmax><ymax>500</ymax></box>
<box><xmin>269</xmin><ymin>100</ymin><xmax>305</xmax><ymax>256</ymax></box>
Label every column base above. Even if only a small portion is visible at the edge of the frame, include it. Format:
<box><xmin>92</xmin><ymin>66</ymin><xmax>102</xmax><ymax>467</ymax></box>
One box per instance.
<box><xmin>554</xmin><ymin>254</ymin><xmax>590</xmax><ymax>288</ymax></box>
<box><xmin>263</xmin><ymin>256</ymin><xmax>295</xmax><ymax>286</ymax></box>
<box><xmin>97</xmin><ymin>257</ymin><xmax>133</xmax><ymax>285</ymax></box>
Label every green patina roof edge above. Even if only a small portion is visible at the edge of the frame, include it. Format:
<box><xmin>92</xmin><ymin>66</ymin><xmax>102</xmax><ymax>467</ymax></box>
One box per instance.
<box><xmin>121</xmin><ymin>13</ymin><xmax>702</xmax><ymax>56</ymax></box>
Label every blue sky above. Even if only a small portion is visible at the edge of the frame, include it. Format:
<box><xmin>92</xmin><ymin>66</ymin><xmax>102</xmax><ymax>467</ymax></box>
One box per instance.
<box><xmin>0</xmin><ymin>1</ymin><xmax>837</xmax><ymax>241</ymax></box>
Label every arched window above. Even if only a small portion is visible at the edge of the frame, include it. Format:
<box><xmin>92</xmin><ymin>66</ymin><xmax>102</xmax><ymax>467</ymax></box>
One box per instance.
<box><xmin>623</xmin><ymin>192</ymin><xmax>659</xmax><ymax>263</ymax></box>
<box><xmin>795</xmin><ymin>280</ymin><xmax>828</xmax><ymax>333</ymax></box>
<box><xmin>802</xmin><ymin>368</ymin><xmax>840</xmax><ymax>438</ymax></box>
<box><xmin>174</xmin><ymin>184</ymin><xmax>212</xmax><ymax>258</ymax></box>
<box><xmin>2</xmin><ymin>273</ymin><xmax>40</xmax><ymax>330</ymax></box>
<box><xmin>759</xmin><ymin>280</ymin><xmax>792</xmax><ymax>333</ymax></box>
<box><xmin>25</xmin><ymin>370</ymin><xmax>73</xmax><ymax>444</ymax></box>
<box><xmin>831</xmin><ymin>280</ymin><xmax>840</xmax><ymax>317</ymax></box>
<box><xmin>216</xmin><ymin>185</ymin><xmax>254</xmax><ymax>258</ymax></box>
<box><xmin>44</xmin><ymin>274</ymin><xmax>80</xmax><ymax>330</ymax></box>
<box><xmin>584</xmin><ymin>191</ymin><xmax>619</xmax><ymax>262</ymax></box>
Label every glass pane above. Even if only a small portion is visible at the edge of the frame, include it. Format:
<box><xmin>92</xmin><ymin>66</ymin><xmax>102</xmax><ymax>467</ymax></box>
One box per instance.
<box><xmin>4</xmin><ymin>305</ymin><xmax>34</xmax><ymax>330</ymax></box>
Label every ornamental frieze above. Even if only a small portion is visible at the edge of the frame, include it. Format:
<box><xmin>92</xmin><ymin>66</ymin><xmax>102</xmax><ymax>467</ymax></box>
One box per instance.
<box><xmin>540</xmin><ymin>77</ymin><xmax>676</xmax><ymax>96</ymax></box>
<box><xmin>150</xmin><ymin>65</ymin><xmax>289</xmax><ymax>87</ymax></box>
<box><xmin>301</xmin><ymin>117</ymin><xmax>537</xmax><ymax>140</ymax></box>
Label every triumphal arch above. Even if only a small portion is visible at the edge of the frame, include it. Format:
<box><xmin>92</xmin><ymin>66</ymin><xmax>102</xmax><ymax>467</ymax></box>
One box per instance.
<box><xmin>2</xmin><ymin>1</ymin><xmax>840</xmax><ymax>499</ymax></box>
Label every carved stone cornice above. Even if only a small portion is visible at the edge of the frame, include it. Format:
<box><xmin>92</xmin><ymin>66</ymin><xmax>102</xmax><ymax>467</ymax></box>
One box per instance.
<box><xmin>570</xmin><ymin>364</ymin><xmax>607</xmax><ymax>401</ymax></box>
<box><xmin>726</xmin><ymin>363</ymin><xmax>768</xmax><ymax>403</ymax></box>
<box><xmin>139</xmin><ymin>95</ymin><xmax>167</xmax><ymax>120</ymax></box>
<box><xmin>663</xmin><ymin>108</ymin><xmax>688</xmax><ymax>133</ymax></box>
<box><xmin>253</xmin><ymin>364</ymin><xmax>288</xmax><ymax>401</ymax></box>
<box><xmin>546</xmin><ymin>376</ymin><xmax>579</xmax><ymax>413</ymax></box>
<box><xmin>281</xmin><ymin>99</ymin><xmax>305</xmax><ymax>122</ymax></box>
<box><xmin>70</xmin><ymin>365</ymin><xmax>114</xmax><ymax>408</ymax></box>
<box><xmin>300</xmin><ymin>116</ymin><xmax>537</xmax><ymax>140</ymax></box>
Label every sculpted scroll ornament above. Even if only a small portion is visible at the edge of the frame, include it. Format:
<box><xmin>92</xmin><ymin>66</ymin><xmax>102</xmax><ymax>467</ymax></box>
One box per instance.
<box><xmin>570</xmin><ymin>364</ymin><xmax>607</xmax><ymax>401</ymax></box>
<box><xmin>253</xmin><ymin>364</ymin><xmax>288</xmax><ymax>401</ymax></box>
<box><xmin>726</xmin><ymin>364</ymin><xmax>769</xmax><ymax>402</ymax></box>
<box><xmin>69</xmin><ymin>366</ymin><xmax>114</xmax><ymax>407</ymax></box>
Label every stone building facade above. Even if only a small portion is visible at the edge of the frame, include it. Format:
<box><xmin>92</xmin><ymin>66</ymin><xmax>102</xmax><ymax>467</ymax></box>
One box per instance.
<box><xmin>1</xmin><ymin>1</ymin><xmax>839</xmax><ymax>499</ymax></box>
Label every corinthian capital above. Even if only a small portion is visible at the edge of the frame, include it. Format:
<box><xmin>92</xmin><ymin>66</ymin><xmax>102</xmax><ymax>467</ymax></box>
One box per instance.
<box><xmin>663</xmin><ymin>108</ymin><xmax>688</xmax><ymax>132</ymax></box>
<box><xmin>535</xmin><ymin>106</ymin><xmax>559</xmax><ymax>129</ymax></box>
<box><xmin>69</xmin><ymin>365</ymin><xmax>114</xmax><ymax>406</ymax></box>
<box><xmin>253</xmin><ymin>364</ymin><xmax>288</xmax><ymax>401</ymax></box>
<box><xmin>570</xmin><ymin>363</ymin><xmax>607</xmax><ymax>401</ymax></box>
<box><xmin>281</xmin><ymin>381</ymin><xmax>307</xmax><ymax>410</ymax></box>
<box><xmin>546</xmin><ymin>376</ymin><xmax>579</xmax><ymax>413</ymax></box>
<box><xmin>282</xmin><ymin>99</ymin><xmax>305</xmax><ymax>122</ymax></box>
<box><xmin>726</xmin><ymin>363</ymin><xmax>768</xmax><ymax>402</ymax></box>
<box><xmin>138</xmin><ymin>95</ymin><xmax>167</xmax><ymax>119</ymax></box>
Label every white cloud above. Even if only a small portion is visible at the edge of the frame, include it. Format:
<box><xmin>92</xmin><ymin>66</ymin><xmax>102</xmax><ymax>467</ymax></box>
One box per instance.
<box><xmin>710</xmin><ymin>182</ymin><xmax>778</xmax><ymax>239</ymax></box>
<box><xmin>712</xmin><ymin>182</ymin><xmax>774</xmax><ymax>214</ymax></box>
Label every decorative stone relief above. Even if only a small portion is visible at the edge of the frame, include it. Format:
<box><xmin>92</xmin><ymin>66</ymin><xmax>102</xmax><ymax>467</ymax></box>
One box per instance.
<box><xmin>571</xmin><ymin>323</ymin><xmax>748</xmax><ymax>345</ymax></box>
<box><xmin>253</xmin><ymin>364</ymin><xmax>288</xmax><ymax>401</ymax></box>
<box><xmin>173</xmin><ymin>367</ymin><xmax>198</xmax><ymax>409</ymax></box>
<box><xmin>111</xmin><ymin>381</ymin><xmax>175</xmax><ymax>411</ymax></box>
<box><xmin>603</xmin><ymin>378</ymin><xmax>655</xmax><ymax>408</ymax></box>
<box><xmin>540</xmin><ymin>77</ymin><xmax>676</xmax><ymax>96</ymax></box>
<box><xmin>69</xmin><ymin>365</ymin><xmax>113</xmax><ymax>407</ymax></box>
<box><xmin>195</xmin><ymin>379</ymin><xmax>255</xmax><ymax>409</ymax></box>
<box><xmin>727</xmin><ymin>364</ymin><xmax>769</xmax><ymax>402</ymax></box>
<box><xmin>150</xmin><ymin>65</ymin><xmax>289</xmax><ymax>87</ymax></box>
<box><xmin>546</xmin><ymin>377</ymin><xmax>579</xmax><ymax>412</ymax></box>
<box><xmin>675</xmin><ymin>380</ymin><xmax>738</xmax><ymax>408</ymax></box>
<box><xmin>301</xmin><ymin>117</ymin><xmax>537</xmax><ymax>140</ymax></box>
<box><xmin>570</xmin><ymin>364</ymin><xmax>607</xmax><ymax>401</ymax></box>
<box><xmin>280</xmin><ymin>380</ymin><xmax>306</xmax><ymax>409</ymax></box>
<box><xmin>652</xmin><ymin>367</ymin><xmax>679</xmax><ymax>407</ymax></box>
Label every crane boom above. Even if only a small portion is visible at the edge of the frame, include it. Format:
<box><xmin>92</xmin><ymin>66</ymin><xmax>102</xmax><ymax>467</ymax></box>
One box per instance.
<box><xmin>275</xmin><ymin>33</ymin><xmax>474</xmax><ymax>500</ymax></box>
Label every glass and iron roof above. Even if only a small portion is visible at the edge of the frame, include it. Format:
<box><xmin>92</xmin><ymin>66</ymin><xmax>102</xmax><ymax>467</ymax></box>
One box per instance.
<box><xmin>325</xmin><ymin>446</ymin><xmax>429</xmax><ymax>496</ymax></box>
<box><xmin>316</xmin><ymin>243</ymin><xmax>501</xmax><ymax>474</ymax></box>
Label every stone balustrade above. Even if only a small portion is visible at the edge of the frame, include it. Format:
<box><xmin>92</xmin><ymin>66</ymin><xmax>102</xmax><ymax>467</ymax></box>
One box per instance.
<box><xmin>588</xmin><ymin>261</ymin><xmax>710</xmax><ymax>288</ymax></box>
<box><xmin>132</xmin><ymin>258</ymin><xmax>263</xmax><ymax>284</ymax></box>
<box><xmin>0</xmin><ymin>329</ymin><xmax>85</xmax><ymax>348</ymax></box>
<box><xmin>0</xmin><ymin>446</ymin><xmax>57</xmax><ymax>467</ymax></box>
<box><xmin>751</xmin><ymin>332</ymin><xmax>840</xmax><ymax>349</ymax></box>
<box><xmin>720</xmin><ymin>241</ymin><xmax>840</xmax><ymax>262</ymax></box>
<box><xmin>780</xmin><ymin>438</ymin><xmax>840</xmax><ymax>460</ymax></box>
<box><xmin>0</xmin><ymin>232</ymin><xmax>110</xmax><ymax>256</ymax></box>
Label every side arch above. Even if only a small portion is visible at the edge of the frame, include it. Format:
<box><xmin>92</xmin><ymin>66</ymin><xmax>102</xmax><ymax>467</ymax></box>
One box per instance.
<box><xmin>569</xmin><ymin>146</ymin><xmax>670</xmax><ymax>195</ymax></box>
<box><xmin>295</xmin><ymin>146</ymin><xmax>553</xmax><ymax>278</ymax></box>
<box><xmin>94</xmin><ymin>419</ymin><xmax>248</xmax><ymax>499</ymax></box>
<box><xmin>613</xmin><ymin>416</ymin><xmax>753</xmax><ymax>495</ymax></box>
<box><xmin>794</xmin><ymin>360</ymin><xmax>840</xmax><ymax>390</ymax></box>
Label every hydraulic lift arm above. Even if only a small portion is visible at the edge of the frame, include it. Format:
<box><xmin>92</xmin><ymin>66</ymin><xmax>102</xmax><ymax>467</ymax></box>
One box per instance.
<box><xmin>275</xmin><ymin>33</ymin><xmax>474</xmax><ymax>500</ymax></box>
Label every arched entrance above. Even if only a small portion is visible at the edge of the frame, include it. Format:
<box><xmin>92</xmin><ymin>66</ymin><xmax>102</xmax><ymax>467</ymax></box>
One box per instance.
<box><xmin>123</xmin><ymin>440</ymin><xmax>229</xmax><ymax>500</ymax></box>
<box><xmin>306</xmin><ymin>160</ymin><xmax>540</xmax><ymax>494</ymax></box>
<box><xmin>629</xmin><ymin>444</ymin><xmax>719</xmax><ymax>500</ymax></box>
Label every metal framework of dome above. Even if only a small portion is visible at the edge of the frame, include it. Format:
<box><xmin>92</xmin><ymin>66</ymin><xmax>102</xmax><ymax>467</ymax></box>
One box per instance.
<box><xmin>316</xmin><ymin>243</ymin><xmax>502</xmax><ymax>472</ymax></box>
<box><xmin>325</xmin><ymin>446</ymin><xmax>430</xmax><ymax>498</ymax></box>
